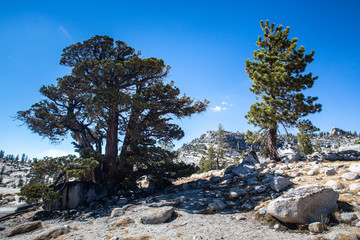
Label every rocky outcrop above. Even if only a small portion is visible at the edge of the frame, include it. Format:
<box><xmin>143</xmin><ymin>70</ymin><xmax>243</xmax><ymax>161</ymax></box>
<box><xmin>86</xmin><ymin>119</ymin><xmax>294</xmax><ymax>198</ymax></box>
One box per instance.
<box><xmin>339</xmin><ymin>144</ymin><xmax>360</xmax><ymax>154</ymax></box>
<box><xmin>0</xmin><ymin>158</ymin><xmax>32</xmax><ymax>189</ymax></box>
<box><xmin>267</xmin><ymin>184</ymin><xmax>339</xmax><ymax>224</ymax></box>
<box><xmin>43</xmin><ymin>181</ymin><xmax>107</xmax><ymax>210</ymax></box>
<box><xmin>329</xmin><ymin>127</ymin><xmax>348</xmax><ymax>136</ymax></box>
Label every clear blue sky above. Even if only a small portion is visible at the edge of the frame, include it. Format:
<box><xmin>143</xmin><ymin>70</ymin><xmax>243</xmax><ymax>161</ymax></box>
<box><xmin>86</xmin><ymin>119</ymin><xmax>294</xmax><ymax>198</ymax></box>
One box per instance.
<box><xmin>1</xmin><ymin>0</ymin><xmax>359</xmax><ymax>159</ymax></box>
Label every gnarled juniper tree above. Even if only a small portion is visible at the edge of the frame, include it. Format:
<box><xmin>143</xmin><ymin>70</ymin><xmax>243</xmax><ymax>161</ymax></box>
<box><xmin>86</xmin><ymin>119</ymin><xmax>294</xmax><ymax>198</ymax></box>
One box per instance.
<box><xmin>245</xmin><ymin>20</ymin><xmax>321</xmax><ymax>161</ymax></box>
<box><xmin>17</xmin><ymin>36</ymin><xmax>208</xmax><ymax>193</ymax></box>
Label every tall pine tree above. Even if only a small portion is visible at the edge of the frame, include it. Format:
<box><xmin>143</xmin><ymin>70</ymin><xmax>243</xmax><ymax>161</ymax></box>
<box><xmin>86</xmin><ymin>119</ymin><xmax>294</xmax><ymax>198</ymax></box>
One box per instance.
<box><xmin>245</xmin><ymin>20</ymin><xmax>321</xmax><ymax>161</ymax></box>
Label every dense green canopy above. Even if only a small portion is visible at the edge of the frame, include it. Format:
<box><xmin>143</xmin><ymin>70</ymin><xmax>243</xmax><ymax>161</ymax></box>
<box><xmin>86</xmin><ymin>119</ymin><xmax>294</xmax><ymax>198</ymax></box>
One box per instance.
<box><xmin>245</xmin><ymin>20</ymin><xmax>321</xmax><ymax>160</ymax></box>
<box><xmin>17</xmin><ymin>36</ymin><xmax>208</xmax><ymax>192</ymax></box>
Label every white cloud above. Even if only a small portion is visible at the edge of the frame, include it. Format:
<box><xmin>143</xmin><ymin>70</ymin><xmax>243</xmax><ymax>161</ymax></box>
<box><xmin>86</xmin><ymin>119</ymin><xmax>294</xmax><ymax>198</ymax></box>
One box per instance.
<box><xmin>221</xmin><ymin>101</ymin><xmax>235</xmax><ymax>107</ymax></box>
<box><xmin>210</xmin><ymin>106</ymin><xmax>226</xmax><ymax>112</ymax></box>
<box><xmin>36</xmin><ymin>149</ymin><xmax>77</xmax><ymax>159</ymax></box>
<box><xmin>59</xmin><ymin>26</ymin><xmax>73</xmax><ymax>41</ymax></box>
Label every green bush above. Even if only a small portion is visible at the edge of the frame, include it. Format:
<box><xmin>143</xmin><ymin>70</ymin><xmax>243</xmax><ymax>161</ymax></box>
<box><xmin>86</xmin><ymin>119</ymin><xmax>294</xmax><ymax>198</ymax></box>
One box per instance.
<box><xmin>297</xmin><ymin>132</ymin><xmax>314</xmax><ymax>156</ymax></box>
<box><xmin>19</xmin><ymin>184</ymin><xmax>61</xmax><ymax>204</ymax></box>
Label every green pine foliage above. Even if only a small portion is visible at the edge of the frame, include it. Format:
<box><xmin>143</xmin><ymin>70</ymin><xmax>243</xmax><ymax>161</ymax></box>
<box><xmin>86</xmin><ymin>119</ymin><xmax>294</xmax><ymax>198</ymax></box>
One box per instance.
<box><xmin>245</xmin><ymin>20</ymin><xmax>321</xmax><ymax>161</ymax></box>
<box><xmin>297</xmin><ymin>120</ymin><xmax>318</xmax><ymax>156</ymax></box>
<box><xmin>19</xmin><ymin>184</ymin><xmax>61</xmax><ymax>204</ymax></box>
<box><xmin>19</xmin><ymin>150</ymin><xmax>101</xmax><ymax>203</ymax></box>
<box><xmin>198</xmin><ymin>144</ymin><xmax>217</xmax><ymax>172</ymax></box>
<box><xmin>297</xmin><ymin>133</ymin><xmax>313</xmax><ymax>156</ymax></box>
<box><xmin>17</xmin><ymin>36</ymin><xmax>209</xmax><ymax>192</ymax></box>
<box><xmin>215</xmin><ymin>124</ymin><xmax>228</xmax><ymax>169</ymax></box>
<box><xmin>198</xmin><ymin>125</ymin><xmax>231</xmax><ymax>173</ymax></box>
<box><xmin>315</xmin><ymin>140</ymin><xmax>322</xmax><ymax>153</ymax></box>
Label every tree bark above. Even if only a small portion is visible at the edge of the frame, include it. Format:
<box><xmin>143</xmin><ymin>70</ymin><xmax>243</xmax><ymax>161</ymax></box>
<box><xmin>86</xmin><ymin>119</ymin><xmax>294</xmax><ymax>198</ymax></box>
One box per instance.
<box><xmin>268</xmin><ymin>125</ymin><xmax>280</xmax><ymax>161</ymax></box>
<box><xmin>103</xmin><ymin>107</ymin><xmax>120</xmax><ymax>193</ymax></box>
<box><xmin>118</xmin><ymin>110</ymin><xmax>138</xmax><ymax>182</ymax></box>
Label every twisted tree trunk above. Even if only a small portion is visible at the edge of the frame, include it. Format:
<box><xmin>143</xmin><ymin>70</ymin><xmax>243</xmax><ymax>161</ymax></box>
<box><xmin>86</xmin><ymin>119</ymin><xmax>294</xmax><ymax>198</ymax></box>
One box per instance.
<box><xmin>268</xmin><ymin>125</ymin><xmax>280</xmax><ymax>161</ymax></box>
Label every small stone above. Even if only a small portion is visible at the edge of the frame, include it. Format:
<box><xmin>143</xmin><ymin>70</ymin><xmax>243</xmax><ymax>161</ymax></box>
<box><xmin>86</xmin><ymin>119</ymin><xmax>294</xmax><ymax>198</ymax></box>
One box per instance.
<box><xmin>116</xmin><ymin>198</ymin><xmax>128</xmax><ymax>206</ymax></box>
<box><xmin>257</xmin><ymin>207</ymin><xmax>267</xmax><ymax>215</ymax></box>
<box><xmin>348</xmin><ymin>183</ymin><xmax>360</xmax><ymax>191</ymax></box>
<box><xmin>176</xmin><ymin>196</ymin><xmax>186</xmax><ymax>203</ymax></box>
<box><xmin>141</xmin><ymin>206</ymin><xmax>175</xmax><ymax>224</ymax></box>
<box><xmin>269</xmin><ymin>176</ymin><xmax>293</xmax><ymax>192</ymax></box>
<box><xmin>307</xmin><ymin>169</ymin><xmax>319</xmax><ymax>176</ymax></box>
<box><xmin>280</xmin><ymin>165</ymin><xmax>290</xmax><ymax>170</ymax></box>
<box><xmin>255</xmin><ymin>185</ymin><xmax>267</xmax><ymax>193</ymax></box>
<box><xmin>4</xmin><ymin>195</ymin><xmax>16</xmax><ymax>202</ymax></box>
<box><xmin>325</xmin><ymin>180</ymin><xmax>343</xmax><ymax>190</ymax></box>
<box><xmin>229</xmin><ymin>188</ymin><xmax>247</xmax><ymax>198</ymax></box>
<box><xmin>325</xmin><ymin>230</ymin><xmax>358</xmax><ymax>240</ymax></box>
<box><xmin>273</xmin><ymin>223</ymin><xmax>280</xmax><ymax>229</ymax></box>
<box><xmin>308</xmin><ymin>222</ymin><xmax>324</xmax><ymax>233</ymax></box>
<box><xmin>207</xmin><ymin>199</ymin><xmax>226</xmax><ymax>212</ymax></box>
<box><xmin>246</xmin><ymin>177</ymin><xmax>259</xmax><ymax>185</ymax></box>
<box><xmin>241</xmin><ymin>200</ymin><xmax>254</xmax><ymax>210</ymax></box>
<box><xmin>349</xmin><ymin>163</ymin><xmax>360</xmax><ymax>173</ymax></box>
<box><xmin>324</xmin><ymin>168</ymin><xmax>337</xmax><ymax>176</ymax></box>
<box><xmin>110</xmin><ymin>208</ymin><xmax>125</xmax><ymax>218</ymax></box>
<box><xmin>342</xmin><ymin>172</ymin><xmax>359</xmax><ymax>180</ymax></box>
<box><xmin>215</xmin><ymin>193</ymin><xmax>222</xmax><ymax>198</ymax></box>
<box><xmin>235</xmin><ymin>215</ymin><xmax>247</xmax><ymax>220</ymax></box>
<box><xmin>193</xmin><ymin>236</ymin><xmax>203</xmax><ymax>240</ymax></box>
<box><xmin>226</xmin><ymin>201</ymin><xmax>237</xmax><ymax>207</ymax></box>
<box><xmin>289</xmin><ymin>172</ymin><xmax>300</xmax><ymax>178</ymax></box>
<box><xmin>220</xmin><ymin>179</ymin><xmax>232</xmax><ymax>185</ymax></box>
<box><xmin>339</xmin><ymin>212</ymin><xmax>358</xmax><ymax>223</ymax></box>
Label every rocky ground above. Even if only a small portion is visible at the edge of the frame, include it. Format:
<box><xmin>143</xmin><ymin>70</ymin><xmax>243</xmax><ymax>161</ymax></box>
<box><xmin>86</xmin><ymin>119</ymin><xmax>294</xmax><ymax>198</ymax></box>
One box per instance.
<box><xmin>1</xmin><ymin>151</ymin><xmax>360</xmax><ymax>239</ymax></box>
<box><xmin>1</xmin><ymin>128</ymin><xmax>360</xmax><ymax>240</ymax></box>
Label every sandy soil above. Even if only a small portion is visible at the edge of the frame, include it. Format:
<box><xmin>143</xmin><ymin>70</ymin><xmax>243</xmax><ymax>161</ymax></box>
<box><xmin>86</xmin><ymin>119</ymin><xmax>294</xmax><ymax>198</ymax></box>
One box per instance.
<box><xmin>1</xmin><ymin>206</ymin><xmax>314</xmax><ymax>240</ymax></box>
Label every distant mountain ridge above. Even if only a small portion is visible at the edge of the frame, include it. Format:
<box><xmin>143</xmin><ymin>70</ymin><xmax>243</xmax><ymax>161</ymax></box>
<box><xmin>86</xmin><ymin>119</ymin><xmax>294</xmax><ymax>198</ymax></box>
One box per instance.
<box><xmin>176</xmin><ymin>127</ymin><xmax>359</xmax><ymax>166</ymax></box>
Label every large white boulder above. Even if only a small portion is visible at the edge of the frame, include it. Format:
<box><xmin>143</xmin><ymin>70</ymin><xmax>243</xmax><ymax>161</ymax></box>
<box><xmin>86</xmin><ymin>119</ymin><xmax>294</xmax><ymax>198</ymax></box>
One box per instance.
<box><xmin>278</xmin><ymin>147</ymin><xmax>301</xmax><ymax>162</ymax></box>
<box><xmin>43</xmin><ymin>181</ymin><xmax>107</xmax><ymax>210</ymax></box>
<box><xmin>267</xmin><ymin>184</ymin><xmax>339</xmax><ymax>224</ymax></box>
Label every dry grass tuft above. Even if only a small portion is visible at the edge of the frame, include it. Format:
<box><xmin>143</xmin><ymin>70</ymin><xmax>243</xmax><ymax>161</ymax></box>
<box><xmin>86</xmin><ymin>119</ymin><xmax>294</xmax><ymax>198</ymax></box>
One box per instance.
<box><xmin>121</xmin><ymin>234</ymin><xmax>152</xmax><ymax>240</ymax></box>
<box><xmin>125</xmin><ymin>205</ymin><xmax>137</xmax><ymax>212</ymax></box>
<box><xmin>116</xmin><ymin>217</ymin><xmax>135</xmax><ymax>227</ymax></box>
